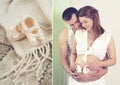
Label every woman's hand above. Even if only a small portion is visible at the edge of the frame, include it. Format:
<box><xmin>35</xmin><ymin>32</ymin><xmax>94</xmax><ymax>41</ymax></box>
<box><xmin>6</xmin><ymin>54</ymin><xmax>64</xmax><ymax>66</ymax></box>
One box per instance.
<box><xmin>70</xmin><ymin>62</ymin><xmax>77</xmax><ymax>73</ymax></box>
<box><xmin>86</xmin><ymin>67</ymin><xmax>107</xmax><ymax>81</ymax></box>
<box><xmin>87</xmin><ymin>62</ymin><xmax>101</xmax><ymax>71</ymax></box>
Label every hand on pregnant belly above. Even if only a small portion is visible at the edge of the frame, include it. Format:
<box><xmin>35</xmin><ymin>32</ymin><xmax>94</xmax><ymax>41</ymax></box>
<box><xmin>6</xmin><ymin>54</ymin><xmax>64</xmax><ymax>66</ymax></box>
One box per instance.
<box><xmin>76</xmin><ymin>54</ymin><xmax>102</xmax><ymax>73</ymax></box>
<box><xmin>86</xmin><ymin>54</ymin><xmax>102</xmax><ymax>70</ymax></box>
<box><xmin>87</xmin><ymin>62</ymin><xmax>101</xmax><ymax>71</ymax></box>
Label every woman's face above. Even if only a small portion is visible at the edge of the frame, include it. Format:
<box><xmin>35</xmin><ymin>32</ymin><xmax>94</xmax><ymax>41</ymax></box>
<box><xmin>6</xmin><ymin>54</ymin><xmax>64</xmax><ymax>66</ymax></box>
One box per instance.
<box><xmin>79</xmin><ymin>17</ymin><xmax>93</xmax><ymax>31</ymax></box>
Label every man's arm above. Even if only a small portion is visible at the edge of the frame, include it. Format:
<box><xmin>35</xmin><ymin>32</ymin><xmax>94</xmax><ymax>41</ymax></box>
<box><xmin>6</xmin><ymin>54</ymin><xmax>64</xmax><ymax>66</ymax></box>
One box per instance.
<box><xmin>69</xmin><ymin>38</ymin><xmax>77</xmax><ymax>71</ymax></box>
<box><xmin>59</xmin><ymin>28</ymin><xmax>71</xmax><ymax>74</ymax></box>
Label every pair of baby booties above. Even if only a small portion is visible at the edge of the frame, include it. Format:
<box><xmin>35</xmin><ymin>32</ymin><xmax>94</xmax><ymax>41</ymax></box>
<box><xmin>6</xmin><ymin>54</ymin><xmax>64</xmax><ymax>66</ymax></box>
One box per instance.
<box><xmin>9</xmin><ymin>15</ymin><xmax>44</xmax><ymax>46</ymax></box>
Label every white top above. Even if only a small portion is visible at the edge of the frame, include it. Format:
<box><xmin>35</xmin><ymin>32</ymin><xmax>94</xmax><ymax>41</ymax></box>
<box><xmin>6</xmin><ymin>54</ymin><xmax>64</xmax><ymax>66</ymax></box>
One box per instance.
<box><xmin>68</xmin><ymin>25</ymin><xmax>74</xmax><ymax>54</ymax></box>
<box><xmin>68</xmin><ymin>29</ymin><xmax>111</xmax><ymax>85</ymax></box>
<box><xmin>75</xmin><ymin>29</ymin><xmax>111</xmax><ymax>60</ymax></box>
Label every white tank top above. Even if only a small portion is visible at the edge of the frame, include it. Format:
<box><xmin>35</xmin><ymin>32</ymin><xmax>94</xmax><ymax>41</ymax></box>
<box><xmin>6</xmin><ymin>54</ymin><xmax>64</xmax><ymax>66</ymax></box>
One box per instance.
<box><xmin>75</xmin><ymin>29</ymin><xmax>111</xmax><ymax>60</ymax></box>
<box><xmin>67</xmin><ymin>25</ymin><xmax>74</xmax><ymax>54</ymax></box>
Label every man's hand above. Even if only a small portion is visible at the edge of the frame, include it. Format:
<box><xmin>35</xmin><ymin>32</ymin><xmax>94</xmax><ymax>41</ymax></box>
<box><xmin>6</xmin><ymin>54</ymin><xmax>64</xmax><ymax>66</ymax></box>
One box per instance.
<box><xmin>69</xmin><ymin>64</ymin><xmax>88</xmax><ymax>82</ymax></box>
<box><xmin>69</xmin><ymin>64</ymin><xmax>99</xmax><ymax>82</ymax></box>
<box><xmin>71</xmin><ymin>67</ymin><xmax>107</xmax><ymax>82</ymax></box>
<box><xmin>87</xmin><ymin>67</ymin><xmax>107</xmax><ymax>81</ymax></box>
<box><xmin>87</xmin><ymin>70</ymin><xmax>99</xmax><ymax>81</ymax></box>
<box><xmin>95</xmin><ymin>67</ymin><xmax>107</xmax><ymax>79</ymax></box>
<box><xmin>72</xmin><ymin>73</ymin><xmax>89</xmax><ymax>82</ymax></box>
<box><xmin>73</xmin><ymin>70</ymin><xmax>98</xmax><ymax>82</ymax></box>
<box><xmin>70</xmin><ymin>63</ymin><xmax>77</xmax><ymax>72</ymax></box>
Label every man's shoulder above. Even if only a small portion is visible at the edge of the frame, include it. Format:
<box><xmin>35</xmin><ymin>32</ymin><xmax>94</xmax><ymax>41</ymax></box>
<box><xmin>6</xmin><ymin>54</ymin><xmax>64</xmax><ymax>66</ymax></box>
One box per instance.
<box><xmin>60</xmin><ymin>27</ymin><xmax>68</xmax><ymax>36</ymax></box>
<box><xmin>59</xmin><ymin>27</ymin><xmax>68</xmax><ymax>42</ymax></box>
<box><xmin>61</xmin><ymin>27</ymin><xmax>68</xmax><ymax>34</ymax></box>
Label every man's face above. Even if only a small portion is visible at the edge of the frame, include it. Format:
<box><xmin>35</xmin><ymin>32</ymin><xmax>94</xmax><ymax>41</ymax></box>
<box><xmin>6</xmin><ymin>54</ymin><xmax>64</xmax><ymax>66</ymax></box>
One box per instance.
<box><xmin>65</xmin><ymin>13</ymin><xmax>80</xmax><ymax>29</ymax></box>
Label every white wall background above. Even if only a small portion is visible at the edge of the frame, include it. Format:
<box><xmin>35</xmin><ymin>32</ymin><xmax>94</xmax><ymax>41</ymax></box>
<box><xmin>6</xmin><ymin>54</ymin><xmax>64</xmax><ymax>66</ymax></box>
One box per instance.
<box><xmin>54</xmin><ymin>0</ymin><xmax>120</xmax><ymax>85</ymax></box>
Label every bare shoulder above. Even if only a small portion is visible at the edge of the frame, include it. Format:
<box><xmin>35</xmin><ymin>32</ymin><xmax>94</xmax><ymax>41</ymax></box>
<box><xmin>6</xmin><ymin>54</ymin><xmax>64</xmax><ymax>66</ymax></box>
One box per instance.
<box><xmin>59</xmin><ymin>27</ymin><xmax>68</xmax><ymax>43</ymax></box>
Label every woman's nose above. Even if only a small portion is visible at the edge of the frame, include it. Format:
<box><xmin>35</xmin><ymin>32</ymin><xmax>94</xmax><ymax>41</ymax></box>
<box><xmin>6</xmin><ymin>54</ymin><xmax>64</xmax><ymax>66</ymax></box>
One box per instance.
<box><xmin>82</xmin><ymin>24</ymin><xmax>85</xmax><ymax>27</ymax></box>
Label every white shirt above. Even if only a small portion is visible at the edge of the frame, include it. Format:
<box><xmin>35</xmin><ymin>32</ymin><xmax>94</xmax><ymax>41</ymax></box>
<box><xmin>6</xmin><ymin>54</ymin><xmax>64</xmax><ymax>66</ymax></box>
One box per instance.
<box><xmin>75</xmin><ymin>29</ymin><xmax>111</xmax><ymax>60</ymax></box>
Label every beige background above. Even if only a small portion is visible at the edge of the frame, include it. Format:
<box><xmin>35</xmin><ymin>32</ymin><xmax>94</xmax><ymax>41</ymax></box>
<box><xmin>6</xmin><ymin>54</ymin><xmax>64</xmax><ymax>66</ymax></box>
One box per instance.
<box><xmin>53</xmin><ymin>0</ymin><xmax>120</xmax><ymax>85</ymax></box>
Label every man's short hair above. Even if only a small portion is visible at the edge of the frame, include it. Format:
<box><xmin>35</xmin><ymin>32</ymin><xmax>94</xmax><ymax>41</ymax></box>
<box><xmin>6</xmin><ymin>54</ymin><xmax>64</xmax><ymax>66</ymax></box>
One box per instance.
<box><xmin>62</xmin><ymin>7</ymin><xmax>78</xmax><ymax>21</ymax></box>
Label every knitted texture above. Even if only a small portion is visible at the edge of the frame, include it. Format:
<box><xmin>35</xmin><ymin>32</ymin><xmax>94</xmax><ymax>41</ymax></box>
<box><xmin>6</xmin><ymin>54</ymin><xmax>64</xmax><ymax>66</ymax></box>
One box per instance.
<box><xmin>0</xmin><ymin>25</ymin><xmax>52</xmax><ymax>85</ymax></box>
<box><xmin>0</xmin><ymin>0</ymin><xmax>52</xmax><ymax>57</ymax></box>
<box><xmin>0</xmin><ymin>0</ymin><xmax>52</xmax><ymax>85</ymax></box>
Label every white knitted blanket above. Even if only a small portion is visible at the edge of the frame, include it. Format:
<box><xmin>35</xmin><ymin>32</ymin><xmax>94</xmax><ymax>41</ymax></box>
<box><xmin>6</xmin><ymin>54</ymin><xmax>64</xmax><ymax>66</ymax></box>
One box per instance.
<box><xmin>0</xmin><ymin>0</ymin><xmax>52</xmax><ymax>85</ymax></box>
<box><xmin>0</xmin><ymin>0</ymin><xmax>52</xmax><ymax>56</ymax></box>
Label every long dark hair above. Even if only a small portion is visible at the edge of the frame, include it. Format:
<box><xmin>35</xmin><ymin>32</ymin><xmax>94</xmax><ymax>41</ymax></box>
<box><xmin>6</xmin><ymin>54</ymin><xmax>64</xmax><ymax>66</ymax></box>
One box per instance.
<box><xmin>78</xmin><ymin>6</ymin><xmax>104</xmax><ymax>36</ymax></box>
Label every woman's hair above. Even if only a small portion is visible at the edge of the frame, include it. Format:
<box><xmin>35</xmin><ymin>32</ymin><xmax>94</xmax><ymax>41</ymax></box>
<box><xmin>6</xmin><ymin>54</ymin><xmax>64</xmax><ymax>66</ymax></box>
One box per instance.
<box><xmin>78</xmin><ymin>6</ymin><xmax>104</xmax><ymax>36</ymax></box>
<box><xmin>62</xmin><ymin>7</ymin><xmax>78</xmax><ymax>21</ymax></box>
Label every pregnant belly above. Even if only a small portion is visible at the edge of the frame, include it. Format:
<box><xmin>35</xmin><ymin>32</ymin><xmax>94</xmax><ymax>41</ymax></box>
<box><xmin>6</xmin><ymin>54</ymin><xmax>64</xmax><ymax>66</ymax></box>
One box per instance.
<box><xmin>76</xmin><ymin>54</ymin><xmax>101</xmax><ymax>68</ymax></box>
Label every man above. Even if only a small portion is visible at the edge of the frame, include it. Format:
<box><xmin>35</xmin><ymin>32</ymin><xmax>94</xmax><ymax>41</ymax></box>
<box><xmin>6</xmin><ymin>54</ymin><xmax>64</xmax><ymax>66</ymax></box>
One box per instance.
<box><xmin>59</xmin><ymin>7</ymin><xmax>107</xmax><ymax>82</ymax></box>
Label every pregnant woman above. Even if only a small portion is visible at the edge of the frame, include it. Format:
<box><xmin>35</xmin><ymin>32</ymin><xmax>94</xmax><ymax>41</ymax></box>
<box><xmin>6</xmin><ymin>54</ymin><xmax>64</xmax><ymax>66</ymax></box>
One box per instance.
<box><xmin>69</xmin><ymin>6</ymin><xmax>116</xmax><ymax>85</ymax></box>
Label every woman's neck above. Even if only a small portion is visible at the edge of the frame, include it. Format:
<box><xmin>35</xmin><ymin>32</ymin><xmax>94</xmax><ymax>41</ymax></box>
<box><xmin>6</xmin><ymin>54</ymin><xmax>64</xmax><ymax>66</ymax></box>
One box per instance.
<box><xmin>88</xmin><ymin>29</ymin><xmax>94</xmax><ymax>35</ymax></box>
<box><xmin>87</xmin><ymin>29</ymin><xmax>97</xmax><ymax>40</ymax></box>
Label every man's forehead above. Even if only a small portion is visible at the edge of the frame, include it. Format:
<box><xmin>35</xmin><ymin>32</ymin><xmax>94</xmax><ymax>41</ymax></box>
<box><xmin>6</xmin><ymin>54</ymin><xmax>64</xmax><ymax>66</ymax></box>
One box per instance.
<box><xmin>68</xmin><ymin>18</ymin><xmax>78</xmax><ymax>24</ymax></box>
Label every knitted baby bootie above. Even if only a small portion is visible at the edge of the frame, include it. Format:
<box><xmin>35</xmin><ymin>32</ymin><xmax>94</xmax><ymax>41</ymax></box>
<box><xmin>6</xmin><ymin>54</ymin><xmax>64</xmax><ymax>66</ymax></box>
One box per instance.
<box><xmin>8</xmin><ymin>23</ymin><xmax>26</xmax><ymax>41</ymax></box>
<box><xmin>21</xmin><ymin>15</ymin><xmax>45</xmax><ymax>46</ymax></box>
